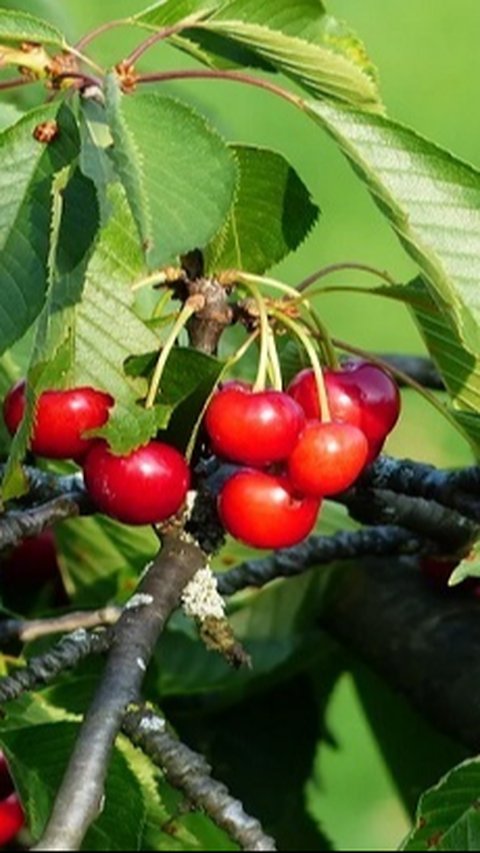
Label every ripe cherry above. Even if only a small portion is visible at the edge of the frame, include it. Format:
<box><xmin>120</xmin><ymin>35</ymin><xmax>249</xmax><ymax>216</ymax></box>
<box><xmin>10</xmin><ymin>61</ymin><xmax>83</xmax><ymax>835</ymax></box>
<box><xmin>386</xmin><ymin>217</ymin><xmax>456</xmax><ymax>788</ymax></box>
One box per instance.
<box><xmin>218</xmin><ymin>470</ymin><xmax>320</xmax><ymax>549</ymax></box>
<box><xmin>0</xmin><ymin>793</ymin><xmax>24</xmax><ymax>846</ymax></box>
<box><xmin>83</xmin><ymin>440</ymin><xmax>190</xmax><ymax>526</ymax></box>
<box><xmin>288</xmin><ymin>421</ymin><xmax>369</xmax><ymax>497</ymax></box>
<box><xmin>3</xmin><ymin>380</ymin><xmax>114</xmax><ymax>460</ymax></box>
<box><xmin>287</xmin><ymin>361</ymin><xmax>400</xmax><ymax>461</ymax></box>
<box><xmin>205</xmin><ymin>387</ymin><xmax>305</xmax><ymax>466</ymax></box>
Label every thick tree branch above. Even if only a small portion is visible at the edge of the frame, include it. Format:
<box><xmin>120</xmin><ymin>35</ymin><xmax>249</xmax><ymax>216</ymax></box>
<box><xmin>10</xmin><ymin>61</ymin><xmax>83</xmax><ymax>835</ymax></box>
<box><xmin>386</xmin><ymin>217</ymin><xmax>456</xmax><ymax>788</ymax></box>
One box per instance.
<box><xmin>34</xmin><ymin>533</ymin><xmax>206</xmax><ymax>852</ymax></box>
<box><xmin>360</xmin><ymin>456</ymin><xmax>480</xmax><ymax>522</ymax></box>
<box><xmin>0</xmin><ymin>629</ymin><xmax>111</xmax><ymax>704</ymax></box>
<box><xmin>216</xmin><ymin>525</ymin><xmax>424</xmax><ymax>596</ymax></box>
<box><xmin>320</xmin><ymin>555</ymin><xmax>480</xmax><ymax>752</ymax></box>
<box><xmin>123</xmin><ymin>706</ymin><xmax>277</xmax><ymax>852</ymax></box>
<box><xmin>0</xmin><ymin>606</ymin><xmax>121</xmax><ymax>645</ymax></box>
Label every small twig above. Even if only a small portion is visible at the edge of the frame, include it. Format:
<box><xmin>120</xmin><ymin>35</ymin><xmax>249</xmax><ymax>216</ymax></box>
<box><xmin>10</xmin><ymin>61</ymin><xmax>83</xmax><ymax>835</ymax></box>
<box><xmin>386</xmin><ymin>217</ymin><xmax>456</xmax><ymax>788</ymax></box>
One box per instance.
<box><xmin>0</xmin><ymin>606</ymin><xmax>121</xmax><ymax>645</ymax></box>
<box><xmin>35</xmin><ymin>533</ymin><xmax>206</xmax><ymax>851</ymax></box>
<box><xmin>124</xmin><ymin>22</ymin><xmax>193</xmax><ymax>66</ymax></box>
<box><xmin>0</xmin><ymin>76</ymin><xmax>34</xmax><ymax>91</ymax></box>
<box><xmin>123</xmin><ymin>706</ymin><xmax>277</xmax><ymax>852</ymax></box>
<box><xmin>0</xmin><ymin>466</ymin><xmax>84</xmax><ymax>504</ymax></box>
<box><xmin>296</xmin><ymin>261</ymin><xmax>396</xmax><ymax>292</ymax></box>
<box><xmin>0</xmin><ymin>492</ymin><xmax>90</xmax><ymax>554</ymax></box>
<box><xmin>74</xmin><ymin>19</ymin><xmax>127</xmax><ymax>51</ymax></box>
<box><xmin>136</xmin><ymin>69</ymin><xmax>301</xmax><ymax>107</ymax></box>
<box><xmin>50</xmin><ymin>70</ymin><xmax>103</xmax><ymax>90</ymax></box>
<box><xmin>0</xmin><ymin>629</ymin><xmax>111</xmax><ymax>705</ymax></box>
<box><xmin>216</xmin><ymin>525</ymin><xmax>425</xmax><ymax>596</ymax></box>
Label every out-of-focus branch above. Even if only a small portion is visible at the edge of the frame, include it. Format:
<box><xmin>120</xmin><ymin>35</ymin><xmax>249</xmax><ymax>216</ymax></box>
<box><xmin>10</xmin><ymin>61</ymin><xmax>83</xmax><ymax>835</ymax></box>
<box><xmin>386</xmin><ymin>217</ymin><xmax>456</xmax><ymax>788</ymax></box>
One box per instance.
<box><xmin>0</xmin><ymin>492</ymin><xmax>91</xmax><ymax>554</ymax></box>
<box><xmin>376</xmin><ymin>355</ymin><xmax>444</xmax><ymax>390</ymax></box>
<box><xmin>34</xmin><ymin>533</ymin><xmax>206</xmax><ymax>852</ymax></box>
<box><xmin>320</xmin><ymin>554</ymin><xmax>480</xmax><ymax>752</ymax></box>
<box><xmin>122</xmin><ymin>705</ymin><xmax>277</xmax><ymax>852</ymax></box>
<box><xmin>0</xmin><ymin>629</ymin><xmax>111</xmax><ymax>704</ymax></box>
<box><xmin>216</xmin><ymin>525</ymin><xmax>424</xmax><ymax>596</ymax></box>
<box><xmin>0</xmin><ymin>606</ymin><xmax>121</xmax><ymax>645</ymax></box>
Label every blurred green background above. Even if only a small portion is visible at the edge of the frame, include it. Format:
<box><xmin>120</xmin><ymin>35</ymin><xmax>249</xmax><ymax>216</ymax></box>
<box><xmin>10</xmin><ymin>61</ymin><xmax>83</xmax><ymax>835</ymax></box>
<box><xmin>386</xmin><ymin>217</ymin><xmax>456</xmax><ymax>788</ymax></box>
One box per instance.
<box><xmin>3</xmin><ymin>1</ymin><xmax>479</xmax><ymax>848</ymax></box>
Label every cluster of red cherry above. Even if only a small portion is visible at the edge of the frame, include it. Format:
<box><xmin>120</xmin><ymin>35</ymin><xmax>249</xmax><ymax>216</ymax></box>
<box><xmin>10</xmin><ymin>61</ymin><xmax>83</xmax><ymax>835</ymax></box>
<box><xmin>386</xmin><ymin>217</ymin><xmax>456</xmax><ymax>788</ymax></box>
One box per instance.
<box><xmin>0</xmin><ymin>752</ymin><xmax>24</xmax><ymax>847</ymax></box>
<box><xmin>3</xmin><ymin>381</ymin><xmax>190</xmax><ymax>526</ymax></box>
<box><xmin>205</xmin><ymin>360</ymin><xmax>400</xmax><ymax>549</ymax></box>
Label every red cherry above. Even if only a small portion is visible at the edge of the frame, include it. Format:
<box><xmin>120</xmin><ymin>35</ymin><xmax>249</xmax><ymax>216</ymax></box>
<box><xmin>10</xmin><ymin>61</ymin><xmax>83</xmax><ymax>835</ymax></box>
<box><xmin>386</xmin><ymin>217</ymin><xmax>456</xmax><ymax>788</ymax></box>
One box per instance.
<box><xmin>205</xmin><ymin>388</ymin><xmax>305</xmax><ymax>466</ymax></box>
<box><xmin>0</xmin><ymin>794</ymin><xmax>24</xmax><ymax>846</ymax></box>
<box><xmin>83</xmin><ymin>440</ymin><xmax>190</xmax><ymax>526</ymax></box>
<box><xmin>218</xmin><ymin>470</ymin><xmax>320</xmax><ymax>549</ymax></box>
<box><xmin>288</xmin><ymin>421</ymin><xmax>369</xmax><ymax>497</ymax></box>
<box><xmin>3</xmin><ymin>380</ymin><xmax>114</xmax><ymax>460</ymax></box>
<box><xmin>287</xmin><ymin>361</ymin><xmax>400</xmax><ymax>452</ymax></box>
<box><xmin>0</xmin><ymin>530</ymin><xmax>67</xmax><ymax>607</ymax></box>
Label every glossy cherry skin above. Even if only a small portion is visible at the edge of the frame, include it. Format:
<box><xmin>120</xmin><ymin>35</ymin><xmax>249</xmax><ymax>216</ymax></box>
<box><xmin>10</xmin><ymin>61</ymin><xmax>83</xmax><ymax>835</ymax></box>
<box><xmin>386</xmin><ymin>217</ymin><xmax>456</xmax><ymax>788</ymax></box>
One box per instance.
<box><xmin>218</xmin><ymin>470</ymin><xmax>320</xmax><ymax>549</ymax></box>
<box><xmin>83</xmin><ymin>440</ymin><xmax>190</xmax><ymax>526</ymax></box>
<box><xmin>287</xmin><ymin>361</ymin><xmax>400</xmax><ymax>460</ymax></box>
<box><xmin>3</xmin><ymin>380</ymin><xmax>114</xmax><ymax>460</ymax></box>
<box><xmin>0</xmin><ymin>793</ymin><xmax>24</xmax><ymax>846</ymax></box>
<box><xmin>205</xmin><ymin>387</ymin><xmax>305</xmax><ymax>466</ymax></box>
<box><xmin>288</xmin><ymin>421</ymin><xmax>369</xmax><ymax>497</ymax></box>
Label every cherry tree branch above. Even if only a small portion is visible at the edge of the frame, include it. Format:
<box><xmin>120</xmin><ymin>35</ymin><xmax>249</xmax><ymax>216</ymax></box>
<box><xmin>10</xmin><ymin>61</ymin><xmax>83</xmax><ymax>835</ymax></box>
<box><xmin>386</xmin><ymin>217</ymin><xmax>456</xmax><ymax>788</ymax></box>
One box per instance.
<box><xmin>34</xmin><ymin>533</ymin><xmax>206</xmax><ymax>852</ymax></box>
<box><xmin>376</xmin><ymin>355</ymin><xmax>444</xmax><ymax>390</ymax></box>
<box><xmin>0</xmin><ymin>606</ymin><xmax>121</xmax><ymax>645</ymax></box>
<box><xmin>216</xmin><ymin>524</ymin><xmax>424</xmax><ymax>596</ymax></box>
<box><xmin>122</xmin><ymin>705</ymin><xmax>277</xmax><ymax>852</ymax></box>
<box><xmin>0</xmin><ymin>492</ymin><xmax>91</xmax><ymax>554</ymax></box>
<box><xmin>0</xmin><ymin>629</ymin><xmax>111</xmax><ymax>704</ymax></box>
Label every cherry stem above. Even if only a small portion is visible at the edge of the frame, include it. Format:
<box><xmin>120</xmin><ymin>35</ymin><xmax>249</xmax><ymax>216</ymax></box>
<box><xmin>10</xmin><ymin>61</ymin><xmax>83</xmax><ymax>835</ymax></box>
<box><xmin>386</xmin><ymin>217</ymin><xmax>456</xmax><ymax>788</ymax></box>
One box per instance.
<box><xmin>136</xmin><ymin>69</ymin><xmax>302</xmax><ymax>107</ymax></box>
<box><xmin>145</xmin><ymin>298</ymin><xmax>200</xmax><ymax>409</ymax></box>
<box><xmin>237</xmin><ymin>271</ymin><xmax>338</xmax><ymax>370</ymax></box>
<box><xmin>131</xmin><ymin>270</ymin><xmax>170</xmax><ymax>292</ymax></box>
<box><xmin>74</xmin><ymin>19</ymin><xmax>128</xmax><ymax>51</ymax></box>
<box><xmin>266</xmin><ymin>326</ymin><xmax>283</xmax><ymax>391</ymax></box>
<box><xmin>296</xmin><ymin>262</ymin><xmax>396</xmax><ymax>293</ymax></box>
<box><xmin>185</xmin><ymin>330</ymin><xmax>259</xmax><ymax>462</ymax></box>
<box><xmin>124</xmin><ymin>22</ymin><xmax>194</xmax><ymax>66</ymax></box>
<box><xmin>0</xmin><ymin>75</ymin><xmax>33</xmax><ymax>91</ymax></box>
<box><xmin>271</xmin><ymin>309</ymin><xmax>331</xmax><ymax>421</ymax></box>
<box><xmin>332</xmin><ymin>337</ymin><xmax>465</xmax><ymax>439</ymax></box>
<box><xmin>243</xmin><ymin>282</ymin><xmax>271</xmax><ymax>392</ymax></box>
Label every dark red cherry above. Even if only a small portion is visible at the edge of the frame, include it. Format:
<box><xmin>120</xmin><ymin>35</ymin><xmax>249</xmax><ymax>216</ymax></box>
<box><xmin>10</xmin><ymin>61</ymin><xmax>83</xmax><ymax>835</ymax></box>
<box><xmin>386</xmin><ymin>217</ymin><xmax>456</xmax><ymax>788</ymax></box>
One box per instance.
<box><xmin>83</xmin><ymin>440</ymin><xmax>190</xmax><ymax>526</ymax></box>
<box><xmin>205</xmin><ymin>387</ymin><xmax>305</xmax><ymax>466</ymax></box>
<box><xmin>218</xmin><ymin>469</ymin><xmax>320</xmax><ymax>549</ymax></box>
<box><xmin>3</xmin><ymin>380</ymin><xmax>114</xmax><ymax>460</ymax></box>
<box><xmin>0</xmin><ymin>793</ymin><xmax>24</xmax><ymax>846</ymax></box>
<box><xmin>288</xmin><ymin>421</ymin><xmax>369</xmax><ymax>497</ymax></box>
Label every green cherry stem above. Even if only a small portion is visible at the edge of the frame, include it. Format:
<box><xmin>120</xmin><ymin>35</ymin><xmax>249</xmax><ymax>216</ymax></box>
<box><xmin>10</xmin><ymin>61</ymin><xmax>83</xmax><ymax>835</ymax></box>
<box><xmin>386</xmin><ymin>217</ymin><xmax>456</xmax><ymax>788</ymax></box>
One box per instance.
<box><xmin>271</xmin><ymin>309</ymin><xmax>331</xmax><ymax>422</ymax></box>
<box><xmin>145</xmin><ymin>297</ymin><xmax>202</xmax><ymax>409</ymax></box>
<box><xmin>237</xmin><ymin>272</ymin><xmax>338</xmax><ymax>369</ymax></box>
<box><xmin>185</xmin><ymin>329</ymin><xmax>260</xmax><ymax>462</ymax></box>
<box><xmin>240</xmin><ymin>281</ymin><xmax>271</xmax><ymax>392</ymax></box>
<box><xmin>266</xmin><ymin>325</ymin><xmax>283</xmax><ymax>391</ymax></box>
<box><xmin>296</xmin><ymin>262</ymin><xmax>396</xmax><ymax>293</ymax></box>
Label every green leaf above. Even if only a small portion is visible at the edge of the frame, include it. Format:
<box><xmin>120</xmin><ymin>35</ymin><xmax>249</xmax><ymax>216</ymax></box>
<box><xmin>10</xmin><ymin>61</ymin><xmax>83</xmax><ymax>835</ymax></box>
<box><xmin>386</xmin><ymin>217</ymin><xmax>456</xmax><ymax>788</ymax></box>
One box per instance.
<box><xmin>133</xmin><ymin>0</ymin><xmax>221</xmax><ymax>29</ymax></box>
<box><xmin>205</xmin><ymin>144</ymin><xmax>319</xmax><ymax>274</ymax></box>
<box><xmin>402</xmin><ymin>758</ymin><xmax>480</xmax><ymax>850</ymax></box>
<box><xmin>0</xmin><ymin>101</ymin><xmax>22</xmax><ymax>131</ymax></box>
<box><xmin>0</xmin><ymin>102</ymin><xmax>79</xmax><ymax>357</ymax></box>
<box><xmin>105</xmin><ymin>76</ymin><xmax>237</xmax><ymax>269</ymax></box>
<box><xmin>448</xmin><ymin>540</ymin><xmax>480</xmax><ymax>587</ymax></box>
<box><xmin>0</xmin><ymin>7</ymin><xmax>65</xmax><ymax>47</ymax></box>
<box><xmin>370</xmin><ymin>278</ymin><xmax>480</xmax><ymax>451</ymax></box>
<box><xmin>0</xmin><ymin>719</ymin><xmax>147</xmax><ymax>850</ymax></box>
<box><xmin>55</xmin><ymin>515</ymin><xmax>158</xmax><ymax>607</ymax></box>
<box><xmin>199</xmin><ymin>0</ymin><xmax>380</xmax><ymax>110</ymax></box>
<box><xmin>305</xmin><ymin>99</ymin><xmax>480</xmax><ymax>357</ymax></box>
